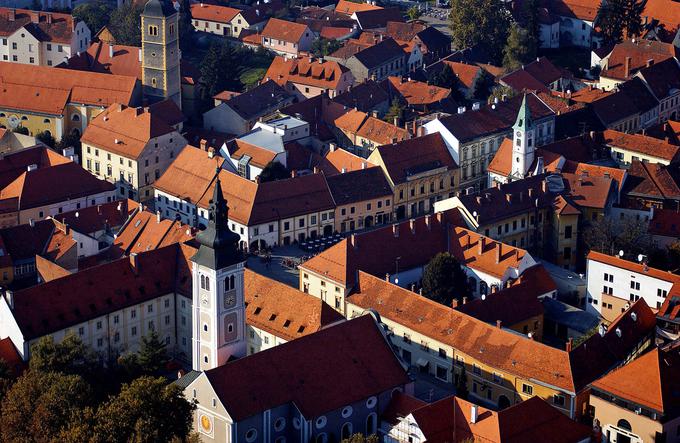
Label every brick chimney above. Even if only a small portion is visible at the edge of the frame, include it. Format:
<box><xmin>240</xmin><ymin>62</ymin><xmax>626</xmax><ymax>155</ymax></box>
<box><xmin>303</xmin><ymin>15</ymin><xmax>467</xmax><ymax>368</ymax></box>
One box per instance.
<box><xmin>329</xmin><ymin>142</ymin><xmax>337</xmax><ymax>152</ymax></box>
<box><xmin>409</xmin><ymin>218</ymin><xmax>415</xmax><ymax>234</ymax></box>
<box><xmin>424</xmin><ymin>214</ymin><xmax>431</xmax><ymax>230</ymax></box>
<box><xmin>393</xmin><ymin>224</ymin><xmax>399</xmax><ymax>237</ymax></box>
<box><xmin>496</xmin><ymin>320</ymin><xmax>502</xmax><ymax>329</ymax></box>
<box><xmin>199</xmin><ymin>139</ymin><xmax>207</xmax><ymax>151</ymax></box>
<box><xmin>505</xmin><ymin>193</ymin><xmax>512</xmax><ymax>204</ymax></box>
<box><xmin>624</xmin><ymin>56</ymin><xmax>632</xmax><ymax>78</ymax></box>
<box><xmin>130</xmin><ymin>253</ymin><xmax>139</xmax><ymax>273</ymax></box>
<box><xmin>495</xmin><ymin>242</ymin><xmax>501</xmax><ymax>264</ymax></box>
<box><xmin>8</xmin><ymin>9</ymin><xmax>15</xmax><ymax>21</ymax></box>
<box><xmin>208</xmin><ymin>147</ymin><xmax>215</xmax><ymax>159</ymax></box>
<box><xmin>451</xmin><ymin>299</ymin><xmax>459</xmax><ymax>308</ymax></box>
<box><xmin>291</xmin><ymin>170</ymin><xmax>297</xmax><ymax>178</ymax></box>
<box><xmin>566</xmin><ymin>338</ymin><xmax>573</xmax><ymax>352</ymax></box>
<box><xmin>478</xmin><ymin>236</ymin><xmax>484</xmax><ymax>255</ymax></box>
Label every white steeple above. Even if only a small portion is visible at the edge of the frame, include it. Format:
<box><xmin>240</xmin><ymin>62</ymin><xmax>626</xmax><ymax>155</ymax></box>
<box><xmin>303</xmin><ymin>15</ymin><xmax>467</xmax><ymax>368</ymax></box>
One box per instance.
<box><xmin>511</xmin><ymin>94</ymin><xmax>536</xmax><ymax>179</ymax></box>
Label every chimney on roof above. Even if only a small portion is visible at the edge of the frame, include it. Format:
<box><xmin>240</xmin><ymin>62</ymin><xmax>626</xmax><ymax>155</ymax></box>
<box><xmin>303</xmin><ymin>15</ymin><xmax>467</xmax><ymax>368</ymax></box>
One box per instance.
<box><xmin>646</xmin><ymin>59</ymin><xmax>654</xmax><ymax>68</ymax></box>
<box><xmin>425</xmin><ymin>214</ymin><xmax>431</xmax><ymax>230</ymax></box>
<box><xmin>528</xmin><ymin>188</ymin><xmax>534</xmax><ymax>198</ymax></box>
<box><xmin>451</xmin><ymin>299</ymin><xmax>458</xmax><ymax>308</ymax></box>
<box><xmin>8</xmin><ymin>9</ymin><xmax>15</xmax><ymax>21</ymax></box>
<box><xmin>624</xmin><ymin>56</ymin><xmax>632</xmax><ymax>78</ymax></box>
<box><xmin>436</xmin><ymin>211</ymin><xmax>443</xmax><ymax>224</ymax></box>
<box><xmin>208</xmin><ymin>147</ymin><xmax>215</xmax><ymax>159</ymax></box>
<box><xmin>109</xmin><ymin>43</ymin><xmax>114</xmax><ymax>58</ymax></box>
<box><xmin>409</xmin><ymin>218</ymin><xmax>415</xmax><ymax>234</ymax></box>
<box><xmin>329</xmin><ymin>142</ymin><xmax>337</xmax><ymax>152</ymax></box>
<box><xmin>462</xmin><ymin>296</ymin><xmax>468</xmax><ymax>305</ymax></box>
<box><xmin>138</xmin><ymin>48</ymin><xmax>142</xmax><ymax>63</ymax></box>
<box><xmin>385</xmin><ymin>273</ymin><xmax>390</xmax><ymax>281</ymax></box>
<box><xmin>361</xmin><ymin>162</ymin><xmax>367</xmax><ymax>170</ymax></box>
<box><xmin>505</xmin><ymin>193</ymin><xmax>512</xmax><ymax>204</ymax></box>
<box><xmin>291</xmin><ymin>170</ymin><xmax>297</xmax><ymax>178</ymax></box>
<box><xmin>371</xmin><ymin>110</ymin><xmax>379</xmax><ymax>118</ymax></box>
<box><xmin>313</xmin><ymin>165</ymin><xmax>320</xmax><ymax>174</ymax></box>
<box><xmin>566</xmin><ymin>337</ymin><xmax>573</xmax><ymax>352</ymax></box>
<box><xmin>350</xmin><ymin>233</ymin><xmax>356</xmax><ymax>248</ymax></box>
<box><xmin>478</xmin><ymin>236</ymin><xmax>484</xmax><ymax>255</ymax></box>
<box><xmin>29</xmin><ymin>218</ymin><xmax>35</xmax><ymax>227</ymax></box>
<box><xmin>64</xmin><ymin>223</ymin><xmax>70</xmax><ymax>236</ymax></box>
<box><xmin>200</xmin><ymin>139</ymin><xmax>207</xmax><ymax>151</ymax></box>
<box><xmin>341</xmin><ymin>167</ymin><xmax>346</xmax><ymax>174</ymax></box>
<box><xmin>97</xmin><ymin>205</ymin><xmax>101</xmax><ymax>215</ymax></box>
<box><xmin>495</xmin><ymin>181</ymin><xmax>501</xmax><ymax>190</ymax></box>
<box><xmin>495</xmin><ymin>242</ymin><xmax>501</xmax><ymax>264</ymax></box>
<box><xmin>31</xmin><ymin>11</ymin><xmax>39</xmax><ymax>23</ymax></box>
<box><xmin>393</xmin><ymin>116</ymin><xmax>399</xmax><ymax>127</ymax></box>
<box><xmin>46</xmin><ymin>12</ymin><xmax>52</xmax><ymax>24</ymax></box>
<box><xmin>393</xmin><ymin>224</ymin><xmax>399</xmax><ymax>237</ymax></box>
<box><xmin>156</xmin><ymin>210</ymin><xmax>161</xmax><ymax>223</ymax></box>
<box><xmin>468</xmin><ymin>404</ymin><xmax>477</xmax><ymax>424</ymax></box>
<box><xmin>496</xmin><ymin>320</ymin><xmax>502</xmax><ymax>329</ymax></box>
<box><xmin>130</xmin><ymin>253</ymin><xmax>139</xmax><ymax>273</ymax></box>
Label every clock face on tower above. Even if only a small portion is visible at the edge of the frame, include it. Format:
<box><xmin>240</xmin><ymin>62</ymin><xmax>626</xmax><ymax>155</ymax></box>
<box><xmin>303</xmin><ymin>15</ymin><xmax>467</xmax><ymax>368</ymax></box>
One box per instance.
<box><xmin>201</xmin><ymin>292</ymin><xmax>210</xmax><ymax>307</ymax></box>
<box><xmin>516</xmin><ymin>131</ymin><xmax>522</xmax><ymax>137</ymax></box>
<box><xmin>224</xmin><ymin>293</ymin><xmax>236</xmax><ymax>308</ymax></box>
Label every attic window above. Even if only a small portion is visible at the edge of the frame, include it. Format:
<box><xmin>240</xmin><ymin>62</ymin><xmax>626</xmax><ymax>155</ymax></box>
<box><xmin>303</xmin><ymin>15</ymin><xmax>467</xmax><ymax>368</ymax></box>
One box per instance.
<box><xmin>269</xmin><ymin>314</ymin><xmax>277</xmax><ymax>321</ymax></box>
<box><xmin>297</xmin><ymin>326</ymin><xmax>305</xmax><ymax>333</ymax></box>
<box><xmin>283</xmin><ymin>320</ymin><xmax>291</xmax><ymax>328</ymax></box>
<box><xmin>254</xmin><ymin>307</ymin><xmax>261</xmax><ymax>315</ymax></box>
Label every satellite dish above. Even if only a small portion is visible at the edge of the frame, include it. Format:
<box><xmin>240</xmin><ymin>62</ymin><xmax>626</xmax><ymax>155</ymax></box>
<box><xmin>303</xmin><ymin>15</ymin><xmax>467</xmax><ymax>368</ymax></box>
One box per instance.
<box><xmin>618</xmin><ymin>250</ymin><xmax>624</xmax><ymax>257</ymax></box>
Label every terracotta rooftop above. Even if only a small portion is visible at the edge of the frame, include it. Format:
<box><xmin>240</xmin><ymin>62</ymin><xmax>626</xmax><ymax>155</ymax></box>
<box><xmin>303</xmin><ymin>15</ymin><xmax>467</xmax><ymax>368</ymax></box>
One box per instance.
<box><xmin>643</xmin><ymin>0</ymin><xmax>680</xmax><ymax>34</ymax></box>
<box><xmin>334</xmin><ymin>109</ymin><xmax>410</xmax><ymax>145</ymax></box>
<box><xmin>372</xmin><ymin>133</ymin><xmax>457</xmax><ymax>184</ymax></box>
<box><xmin>320</xmin><ymin>146</ymin><xmax>375</xmax><ymax>176</ymax></box>
<box><xmin>326</xmin><ymin>166</ymin><xmax>392</xmax><ymax>206</ymax></box>
<box><xmin>62</xmin><ymin>42</ymin><xmax>142</xmax><ymax>79</ymax></box>
<box><xmin>441</xmin><ymin>61</ymin><xmax>482</xmax><ymax>90</ymax></box>
<box><xmin>604</xmin><ymin>129</ymin><xmax>680</xmax><ymax>163</ymax></box>
<box><xmin>550</xmin><ymin>0</ymin><xmax>599</xmax><ymax>21</ymax></box>
<box><xmin>386</xmin><ymin>76</ymin><xmax>450</xmax><ymax>106</ymax></box>
<box><xmin>261</xmin><ymin>18</ymin><xmax>309</xmax><ymax>43</ymax></box>
<box><xmin>623</xmin><ymin>160</ymin><xmax>680</xmax><ymax>202</ymax></box>
<box><xmin>244</xmin><ymin>269</ymin><xmax>344</xmax><ymax>341</ymax></box>
<box><xmin>190</xmin><ymin>3</ymin><xmax>241</xmax><ymax>23</ymax></box>
<box><xmin>264</xmin><ymin>55</ymin><xmax>351</xmax><ymax>91</ymax></box>
<box><xmin>0</xmin><ymin>62</ymin><xmax>137</xmax><ymax>115</ymax></box>
<box><xmin>335</xmin><ymin>0</ymin><xmax>381</xmax><ymax>15</ymax></box>
<box><xmin>11</xmin><ymin>243</ymin><xmax>195</xmax><ymax>339</ymax></box>
<box><xmin>229</xmin><ymin>139</ymin><xmax>277</xmax><ymax>168</ymax></box>
<box><xmin>204</xmin><ymin>315</ymin><xmax>409</xmax><ymax>420</ymax></box>
<box><xmin>81</xmin><ymin>103</ymin><xmax>177</xmax><ymax>159</ymax></box>
<box><xmin>601</xmin><ymin>39</ymin><xmax>677</xmax><ymax>80</ymax></box>
<box><xmin>0</xmin><ymin>7</ymin><xmax>79</xmax><ymax>44</ymax></box>
<box><xmin>0</xmin><ymin>337</ymin><xmax>24</xmax><ymax>376</ymax></box>
<box><xmin>592</xmin><ymin>347</ymin><xmax>680</xmax><ymax>415</ymax></box>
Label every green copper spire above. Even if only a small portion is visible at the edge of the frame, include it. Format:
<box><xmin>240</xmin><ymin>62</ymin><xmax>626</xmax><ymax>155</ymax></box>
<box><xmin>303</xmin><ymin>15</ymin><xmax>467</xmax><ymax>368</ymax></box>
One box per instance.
<box><xmin>513</xmin><ymin>93</ymin><xmax>533</xmax><ymax>131</ymax></box>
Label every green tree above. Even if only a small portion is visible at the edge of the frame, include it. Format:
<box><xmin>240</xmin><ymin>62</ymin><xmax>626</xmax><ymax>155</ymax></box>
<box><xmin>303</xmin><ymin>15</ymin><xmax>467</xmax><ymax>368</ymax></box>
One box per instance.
<box><xmin>137</xmin><ymin>331</ymin><xmax>170</xmax><ymax>376</ymax></box>
<box><xmin>430</xmin><ymin>64</ymin><xmax>465</xmax><ymax>101</ymax></box>
<box><xmin>200</xmin><ymin>42</ymin><xmax>241</xmax><ymax>100</ymax></box>
<box><xmin>421</xmin><ymin>252</ymin><xmax>470</xmax><ymax>306</ymax></box>
<box><xmin>109</xmin><ymin>2</ymin><xmax>143</xmax><ymax>46</ymax></box>
<box><xmin>520</xmin><ymin>0</ymin><xmax>541</xmax><ymax>45</ymax></box>
<box><xmin>259</xmin><ymin>161</ymin><xmax>290</xmax><ymax>182</ymax></box>
<box><xmin>29</xmin><ymin>335</ymin><xmax>96</xmax><ymax>378</ymax></box>
<box><xmin>342</xmin><ymin>434</ymin><xmax>380</xmax><ymax>443</ymax></box>
<box><xmin>310</xmin><ymin>38</ymin><xmax>343</xmax><ymax>57</ymax></box>
<box><xmin>11</xmin><ymin>126</ymin><xmax>29</xmax><ymax>135</ymax></box>
<box><xmin>502</xmin><ymin>24</ymin><xmax>537</xmax><ymax>71</ymax></box>
<box><xmin>384</xmin><ymin>98</ymin><xmax>404</xmax><ymax>125</ymax></box>
<box><xmin>449</xmin><ymin>0</ymin><xmax>511</xmax><ymax>64</ymax></box>
<box><xmin>0</xmin><ymin>371</ymin><xmax>92</xmax><ymax>443</ymax></box>
<box><xmin>35</xmin><ymin>131</ymin><xmax>56</xmax><ymax>149</ymax></box>
<box><xmin>596</xmin><ymin>0</ymin><xmax>648</xmax><ymax>46</ymax></box>
<box><xmin>583</xmin><ymin>217</ymin><xmax>651</xmax><ymax>259</ymax></box>
<box><xmin>93</xmin><ymin>376</ymin><xmax>195</xmax><ymax>443</ymax></box>
<box><xmin>487</xmin><ymin>84</ymin><xmax>515</xmax><ymax>104</ymax></box>
<box><xmin>73</xmin><ymin>0</ymin><xmax>113</xmax><ymax>34</ymax></box>
<box><xmin>406</xmin><ymin>5</ymin><xmax>422</xmax><ymax>20</ymax></box>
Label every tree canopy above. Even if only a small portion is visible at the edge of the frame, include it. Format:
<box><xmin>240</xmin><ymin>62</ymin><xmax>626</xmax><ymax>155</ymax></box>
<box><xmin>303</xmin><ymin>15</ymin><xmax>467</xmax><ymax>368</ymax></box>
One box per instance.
<box><xmin>421</xmin><ymin>252</ymin><xmax>471</xmax><ymax>306</ymax></box>
<box><xmin>503</xmin><ymin>24</ymin><xmax>537</xmax><ymax>71</ymax></box>
<box><xmin>259</xmin><ymin>161</ymin><xmax>290</xmax><ymax>182</ymax></box>
<box><xmin>109</xmin><ymin>2</ymin><xmax>143</xmax><ymax>46</ymax></box>
<box><xmin>596</xmin><ymin>0</ymin><xmax>647</xmax><ymax>45</ymax></box>
<box><xmin>73</xmin><ymin>0</ymin><xmax>113</xmax><ymax>35</ymax></box>
<box><xmin>449</xmin><ymin>0</ymin><xmax>511</xmax><ymax>64</ymax></box>
<box><xmin>310</xmin><ymin>38</ymin><xmax>343</xmax><ymax>58</ymax></box>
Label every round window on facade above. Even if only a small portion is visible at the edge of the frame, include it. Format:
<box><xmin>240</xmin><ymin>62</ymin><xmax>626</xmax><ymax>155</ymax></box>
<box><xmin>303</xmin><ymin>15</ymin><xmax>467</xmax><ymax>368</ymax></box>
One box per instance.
<box><xmin>315</xmin><ymin>416</ymin><xmax>327</xmax><ymax>429</ymax></box>
<box><xmin>274</xmin><ymin>417</ymin><xmax>286</xmax><ymax>432</ymax></box>
<box><xmin>245</xmin><ymin>428</ymin><xmax>258</xmax><ymax>442</ymax></box>
<box><xmin>292</xmin><ymin>417</ymin><xmax>301</xmax><ymax>430</ymax></box>
<box><xmin>366</xmin><ymin>396</ymin><xmax>377</xmax><ymax>409</ymax></box>
<box><xmin>341</xmin><ymin>406</ymin><xmax>353</xmax><ymax>418</ymax></box>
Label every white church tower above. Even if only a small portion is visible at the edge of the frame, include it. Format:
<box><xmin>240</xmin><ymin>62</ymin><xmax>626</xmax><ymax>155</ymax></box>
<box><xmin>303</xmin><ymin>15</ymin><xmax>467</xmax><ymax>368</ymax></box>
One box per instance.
<box><xmin>511</xmin><ymin>94</ymin><xmax>536</xmax><ymax>179</ymax></box>
<box><xmin>191</xmin><ymin>172</ymin><xmax>246</xmax><ymax>371</ymax></box>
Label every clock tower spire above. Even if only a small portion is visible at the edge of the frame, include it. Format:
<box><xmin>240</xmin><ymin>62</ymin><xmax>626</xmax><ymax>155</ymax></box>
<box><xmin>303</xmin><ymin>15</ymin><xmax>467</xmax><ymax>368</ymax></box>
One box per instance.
<box><xmin>191</xmin><ymin>171</ymin><xmax>246</xmax><ymax>371</ymax></box>
<box><xmin>511</xmin><ymin>93</ymin><xmax>535</xmax><ymax>179</ymax></box>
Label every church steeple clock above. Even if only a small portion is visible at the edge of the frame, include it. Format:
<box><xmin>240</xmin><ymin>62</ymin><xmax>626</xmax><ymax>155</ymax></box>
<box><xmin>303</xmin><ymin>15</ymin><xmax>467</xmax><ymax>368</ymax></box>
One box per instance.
<box><xmin>191</xmin><ymin>172</ymin><xmax>246</xmax><ymax>371</ymax></box>
<box><xmin>511</xmin><ymin>94</ymin><xmax>536</xmax><ymax>179</ymax></box>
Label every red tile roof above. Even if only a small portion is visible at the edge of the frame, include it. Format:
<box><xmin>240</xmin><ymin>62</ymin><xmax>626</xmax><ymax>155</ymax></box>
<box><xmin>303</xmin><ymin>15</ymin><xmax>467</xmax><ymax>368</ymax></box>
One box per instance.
<box><xmin>0</xmin><ymin>8</ymin><xmax>78</xmax><ymax>44</ymax></box>
<box><xmin>334</xmin><ymin>109</ymin><xmax>410</xmax><ymax>145</ymax></box>
<box><xmin>0</xmin><ymin>62</ymin><xmax>137</xmax><ymax>115</ymax></box>
<box><xmin>643</xmin><ymin>0</ymin><xmax>680</xmax><ymax>34</ymax></box>
<box><xmin>0</xmin><ymin>337</ymin><xmax>24</xmax><ymax>375</ymax></box>
<box><xmin>12</xmin><ymin>243</ymin><xmax>195</xmax><ymax>339</ymax></box>
<box><xmin>264</xmin><ymin>55</ymin><xmax>351</xmax><ymax>91</ymax></box>
<box><xmin>204</xmin><ymin>315</ymin><xmax>409</xmax><ymax>420</ymax></box>
<box><xmin>551</xmin><ymin>0</ymin><xmax>599</xmax><ymax>21</ymax></box>
<box><xmin>81</xmin><ymin>103</ymin><xmax>177</xmax><ymax>159</ymax></box>
<box><xmin>64</xmin><ymin>42</ymin><xmax>142</xmax><ymax>79</ymax></box>
<box><xmin>601</xmin><ymin>39</ymin><xmax>677</xmax><ymax>80</ymax></box>
<box><xmin>261</xmin><ymin>18</ymin><xmax>309</xmax><ymax>43</ymax></box>
<box><xmin>320</xmin><ymin>147</ymin><xmax>374</xmax><ymax>176</ymax></box>
<box><xmin>244</xmin><ymin>269</ymin><xmax>344</xmax><ymax>340</ymax></box>
<box><xmin>604</xmin><ymin>129</ymin><xmax>680</xmax><ymax>163</ymax></box>
<box><xmin>229</xmin><ymin>139</ymin><xmax>278</xmax><ymax>168</ymax></box>
<box><xmin>320</xmin><ymin>26</ymin><xmax>353</xmax><ymax>39</ymax></box>
<box><xmin>190</xmin><ymin>3</ymin><xmax>241</xmax><ymax>23</ymax></box>
<box><xmin>441</xmin><ymin>61</ymin><xmax>481</xmax><ymax>89</ymax></box>
<box><xmin>335</xmin><ymin>0</ymin><xmax>381</xmax><ymax>14</ymax></box>
<box><xmin>386</xmin><ymin>76</ymin><xmax>450</xmax><ymax>106</ymax></box>
<box><xmin>591</xmin><ymin>347</ymin><xmax>680</xmax><ymax>414</ymax></box>
<box><xmin>623</xmin><ymin>160</ymin><xmax>680</xmax><ymax>201</ymax></box>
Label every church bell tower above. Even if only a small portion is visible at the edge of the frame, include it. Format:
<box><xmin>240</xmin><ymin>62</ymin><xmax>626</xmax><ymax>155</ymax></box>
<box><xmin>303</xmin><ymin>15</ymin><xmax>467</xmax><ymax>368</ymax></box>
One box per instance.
<box><xmin>191</xmin><ymin>172</ymin><xmax>246</xmax><ymax>371</ymax></box>
<box><xmin>141</xmin><ymin>0</ymin><xmax>182</xmax><ymax>108</ymax></box>
<box><xmin>511</xmin><ymin>94</ymin><xmax>536</xmax><ymax>179</ymax></box>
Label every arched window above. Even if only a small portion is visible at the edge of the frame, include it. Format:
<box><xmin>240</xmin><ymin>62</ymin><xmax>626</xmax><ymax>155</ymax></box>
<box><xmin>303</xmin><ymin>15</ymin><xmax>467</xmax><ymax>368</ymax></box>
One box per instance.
<box><xmin>205</xmin><ymin>276</ymin><xmax>210</xmax><ymax>291</ymax></box>
<box><xmin>230</xmin><ymin>275</ymin><xmax>235</xmax><ymax>290</ymax></box>
<box><xmin>43</xmin><ymin>118</ymin><xmax>50</xmax><ymax>124</ymax></box>
<box><xmin>366</xmin><ymin>413</ymin><xmax>377</xmax><ymax>435</ymax></box>
<box><xmin>341</xmin><ymin>423</ymin><xmax>352</xmax><ymax>440</ymax></box>
<box><xmin>200</xmin><ymin>275</ymin><xmax>205</xmax><ymax>289</ymax></box>
<box><xmin>224</xmin><ymin>277</ymin><xmax>230</xmax><ymax>291</ymax></box>
<box><xmin>617</xmin><ymin>419</ymin><xmax>632</xmax><ymax>431</ymax></box>
<box><xmin>20</xmin><ymin>116</ymin><xmax>28</xmax><ymax>121</ymax></box>
<box><xmin>71</xmin><ymin>114</ymin><xmax>80</xmax><ymax>122</ymax></box>
<box><xmin>315</xmin><ymin>434</ymin><xmax>327</xmax><ymax>443</ymax></box>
